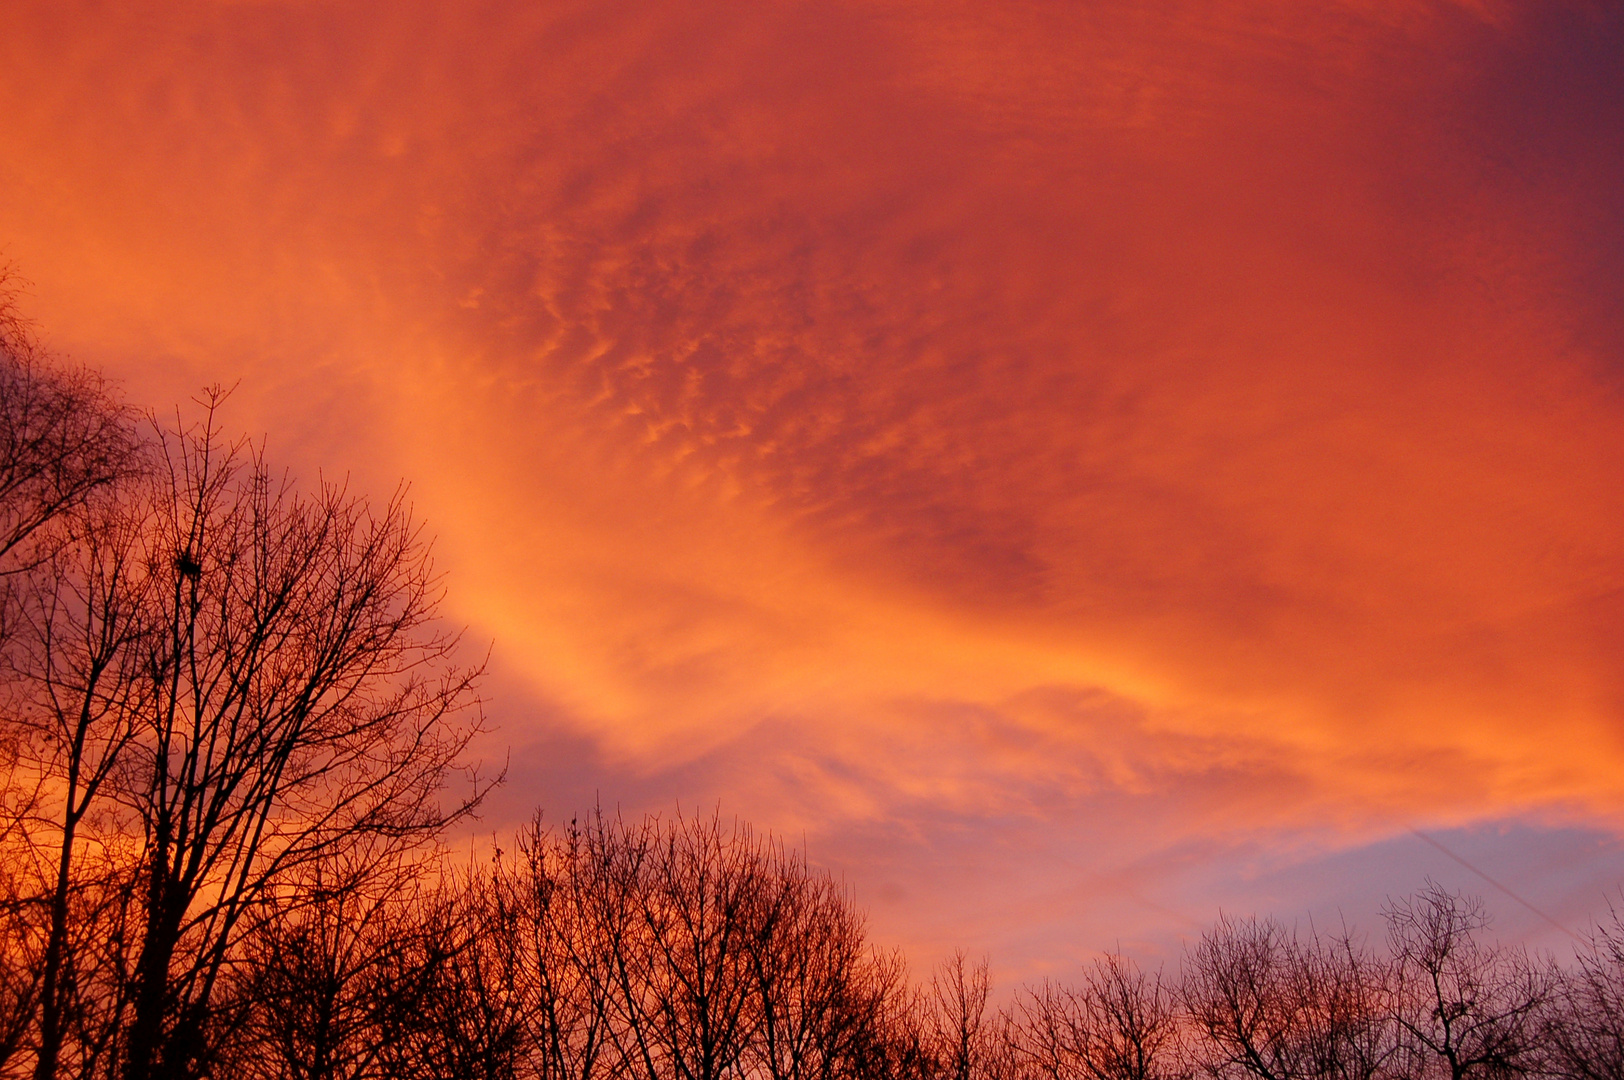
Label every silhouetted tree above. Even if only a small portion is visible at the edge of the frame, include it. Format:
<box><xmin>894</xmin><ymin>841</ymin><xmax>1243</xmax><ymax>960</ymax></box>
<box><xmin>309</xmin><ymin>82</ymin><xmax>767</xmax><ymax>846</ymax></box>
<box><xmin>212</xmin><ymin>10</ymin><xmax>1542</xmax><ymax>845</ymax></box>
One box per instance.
<box><xmin>499</xmin><ymin>815</ymin><xmax>626</xmax><ymax>1080</ymax></box>
<box><xmin>607</xmin><ymin>812</ymin><xmax>781</xmax><ymax>1080</ymax></box>
<box><xmin>1384</xmin><ymin>884</ymin><xmax>1549</xmax><ymax>1080</ymax></box>
<box><xmin>9</xmin><ymin>493</ymin><xmax>153</xmax><ymax>1080</ymax></box>
<box><xmin>1544</xmin><ymin>900</ymin><xmax>1624</xmax><ymax>1080</ymax></box>
<box><xmin>0</xmin><ymin>270</ymin><xmax>140</xmax><ymax>1080</ymax></box>
<box><xmin>743</xmin><ymin>854</ymin><xmax>895</xmax><ymax>1080</ymax></box>
<box><xmin>1181</xmin><ymin>915</ymin><xmax>1394</xmax><ymax>1080</ymax></box>
<box><xmin>383</xmin><ymin>873</ymin><xmax>523</xmax><ymax>1080</ymax></box>
<box><xmin>921</xmin><ymin>952</ymin><xmax>1012</xmax><ymax>1080</ymax></box>
<box><xmin>442</xmin><ymin>810</ymin><xmax>919</xmax><ymax>1080</ymax></box>
<box><xmin>0</xmin><ymin>269</ymin><xmax>136</xmax><ymax>587</ymax></box>
<box><xmin>0</xmin><ymin>370</ymin><xmax>493</xmax><ymax>1080</ymax></box>
<box><xmin>1014</xmin><ymin>954</ymin><xmax>1187</xmax><ymax>1080</ymax></box>
<box><xmin>1182</xmin><ymin>916</ymin><xmax>1303</xmax><ymax>1080</ymax></box>
<box><xmin>222</xmin><ymin>843</ymin><xmax>456</xmax><ymax>1080</ymax></box>
<box><xmin>113</xmin><ymin>395</ymin><xmax>492</xmax><ymax>1080</ymax></box>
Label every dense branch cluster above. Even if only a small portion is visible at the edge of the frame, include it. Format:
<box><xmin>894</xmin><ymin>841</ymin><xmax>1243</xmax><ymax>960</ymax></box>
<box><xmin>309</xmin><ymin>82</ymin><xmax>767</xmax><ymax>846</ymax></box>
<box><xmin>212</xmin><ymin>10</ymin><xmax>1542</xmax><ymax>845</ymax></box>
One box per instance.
<box><xmin>3</xmin><ymin>281</ymin><xmax>1623</xmax><ymax>1080</ymax></box>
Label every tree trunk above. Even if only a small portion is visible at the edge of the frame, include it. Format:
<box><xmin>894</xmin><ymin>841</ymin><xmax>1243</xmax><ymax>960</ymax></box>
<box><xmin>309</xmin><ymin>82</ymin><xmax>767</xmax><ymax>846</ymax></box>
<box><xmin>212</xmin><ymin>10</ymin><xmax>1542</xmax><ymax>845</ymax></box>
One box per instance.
<box><xmin>124</xmin><ymin>873</ymin><xmax>187</xmax><ymax>1080</ymax></box>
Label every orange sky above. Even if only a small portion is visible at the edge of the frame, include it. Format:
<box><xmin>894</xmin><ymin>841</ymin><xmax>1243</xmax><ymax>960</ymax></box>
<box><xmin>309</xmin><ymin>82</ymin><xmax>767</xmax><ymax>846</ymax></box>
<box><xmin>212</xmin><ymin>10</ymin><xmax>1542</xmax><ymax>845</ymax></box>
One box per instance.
<box><xmin>3</xmin><ymin>0</ymin><xmax>1622</xmax><ymax>978</ymax></box>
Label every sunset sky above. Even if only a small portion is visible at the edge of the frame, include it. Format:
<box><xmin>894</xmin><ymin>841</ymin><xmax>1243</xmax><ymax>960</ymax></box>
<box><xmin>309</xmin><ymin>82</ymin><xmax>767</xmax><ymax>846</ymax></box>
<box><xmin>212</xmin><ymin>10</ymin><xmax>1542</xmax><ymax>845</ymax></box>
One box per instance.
<box><xmin>3</xmin><ymin>0</ymin><xmax>1622</xmax><ymax>981</ymax></box>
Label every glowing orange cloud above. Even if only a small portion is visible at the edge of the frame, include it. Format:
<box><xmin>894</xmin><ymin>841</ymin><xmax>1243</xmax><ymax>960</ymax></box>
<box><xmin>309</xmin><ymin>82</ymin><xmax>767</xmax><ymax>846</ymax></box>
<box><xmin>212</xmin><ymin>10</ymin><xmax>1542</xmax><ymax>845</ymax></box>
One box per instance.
<box><xmin>2</xmin><ymin>0</ymin><xmax>1621</xmax><ymax>975</ymax></box>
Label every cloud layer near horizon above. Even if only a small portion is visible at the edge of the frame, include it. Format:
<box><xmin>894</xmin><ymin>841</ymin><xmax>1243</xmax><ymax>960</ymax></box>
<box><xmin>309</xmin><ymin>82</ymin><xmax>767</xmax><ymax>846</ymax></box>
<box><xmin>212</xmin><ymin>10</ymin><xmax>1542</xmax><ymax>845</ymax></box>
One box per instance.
<box><xmin>3</xmin><ymin>0</ymin><xmax>1622</xmax><ymax>972</ymax></box>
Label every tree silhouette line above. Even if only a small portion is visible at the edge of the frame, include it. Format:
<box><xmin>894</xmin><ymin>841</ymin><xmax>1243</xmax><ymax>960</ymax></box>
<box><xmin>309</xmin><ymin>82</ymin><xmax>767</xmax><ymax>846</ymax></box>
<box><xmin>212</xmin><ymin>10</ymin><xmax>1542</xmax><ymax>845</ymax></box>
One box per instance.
<box><xmin>3</xmin><ymin>277</ymin><xmax>1623</xmax><ymax>1080</ymax></box>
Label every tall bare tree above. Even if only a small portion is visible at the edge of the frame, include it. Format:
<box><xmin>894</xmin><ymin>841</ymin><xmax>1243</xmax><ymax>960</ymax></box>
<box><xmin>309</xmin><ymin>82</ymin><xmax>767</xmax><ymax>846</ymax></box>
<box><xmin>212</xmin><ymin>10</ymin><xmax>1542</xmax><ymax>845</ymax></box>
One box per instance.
<box><xmin>458</xmin><ymin>810</ymin><xmax>917</xmax><ymax>1080</ymax></box>
<box><xmin>1384</xmin><ymin>884</ymin><xmax>1549</xmax><ymax>1080</ymax></box>
<box><xmin>391</xmin><ymin>862</ymin><xmax>525</xmax><ymax>1080</ymax></box>
<box><xmin>608</xmin><ymin>813</ymin><xmax>772</xmax><ymax>1080</ymax></box>
<box><xmin>109</xmin><ymin>394</ymin><xmax>492</xmax><ymax>1080</ymax></box>
<box><xmin>0</xmin><ymin>269</ymin><xmax>140</xmax><ymax>1080</ymax></box>
<box><xmin>10</xmin><ymin>490</ymin><xmax>154</xmax><ymax>1080</ymax></box>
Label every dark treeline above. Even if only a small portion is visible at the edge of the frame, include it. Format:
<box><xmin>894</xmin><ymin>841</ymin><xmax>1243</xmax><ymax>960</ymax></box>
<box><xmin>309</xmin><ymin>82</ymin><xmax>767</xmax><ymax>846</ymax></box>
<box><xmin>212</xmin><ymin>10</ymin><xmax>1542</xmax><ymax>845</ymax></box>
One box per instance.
<box><xmin>4</xmin><ymin>282</ymin><xmax>1624</xmax><ymax>1080</ymax></box>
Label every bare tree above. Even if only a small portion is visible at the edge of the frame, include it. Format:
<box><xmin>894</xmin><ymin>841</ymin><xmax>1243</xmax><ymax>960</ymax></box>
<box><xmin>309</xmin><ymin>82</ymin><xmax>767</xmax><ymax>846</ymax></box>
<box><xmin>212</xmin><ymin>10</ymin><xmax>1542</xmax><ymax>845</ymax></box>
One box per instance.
<box><xmin>467</xmin><ymin>810</ymin><xmax>919</xmax><ymax>1080</ymax></box>
<box><xmin>8</xmin><ymin>491</ymin><xmax>154</xmax><ymax>1080</ymax></box>
<box><xmin>383</xmin><ymin>869</ymin><xmax>523</xmax><ymax>1080</ymax></box>
<box><xmin>611</xmin><ymin>812</ymin><xmax>773</xmax><ymax>1080</ymax></box>
<box><xmin>1182</xmin><ymin>915</ymin><xmax>1393</xmax><ymax>1080</ymax></box>
<box><xmin>0</xmin><ymin>852</ymin><xmax>46</xmax><ymax>1076</ymax></box>
<box><xmin>1544</xmin><ymin>899</ymin><xmax>1624</xmax><ymax>1080</ymax></box>
<box><xmin>501</xmin><ymin>814</ymin><xmax>630</xmax><ymax>1080</ymax></box>
<box><xmin>1182</xmin><ymin>916</ymin><xmax>1301</xmax><ymax>1080</ymax></box>
<box><xmin>921</xmin><ymin>952</ymin><xmax>1013</xmax><ymax>1080</ymax></box>
<box><xmin>743</xmin><ymin>840</ymin><xmax>896</xmax><ymax>1080</ymax></box>
<box><xmin>1289</xmin><ymin>929</ymin><xmax>1394</xmax><ymax>1080</ymax></box>
<box><xmin>1014</xmin><ymin>954</ymin><xmax>1187</xmax><ymax>1080</ymax></box>
<box><xmin>840</xmin><ymin>949</ymin><xmax>928</xmax><ymax>1080</ymax></box>
<box><xmin>0</xmin><ymin>269</ymin><xmax>140</xmax><ymax>1080</ymax></box>
<box><xmin>222</xmin><ymin>842</ymin><xmax>456</xmax><ymax>1080</ymax></box>
<box><xmin>105</xmin><ymin>394</ymin><xmax>492</xmax><ymax>1080</ymax></box>
<box><xmin>0</xmin><ymin>268</ymin><xmax>136</xmax><ymax>585</ymax></box>
<box><xmin>1384</xmin><ymin>884</ymin><xmax>1550</xmax><ymax>1080</ymax></box>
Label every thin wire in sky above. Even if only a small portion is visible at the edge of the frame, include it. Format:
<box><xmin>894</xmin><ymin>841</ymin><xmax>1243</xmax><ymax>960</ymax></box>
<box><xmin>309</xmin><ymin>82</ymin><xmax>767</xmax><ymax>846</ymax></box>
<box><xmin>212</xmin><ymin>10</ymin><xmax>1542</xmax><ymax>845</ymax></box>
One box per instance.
<box><xmin>1410</xmin><ymin>827</ymin><xmax>1581</xmax><ymax>943</ymax></box>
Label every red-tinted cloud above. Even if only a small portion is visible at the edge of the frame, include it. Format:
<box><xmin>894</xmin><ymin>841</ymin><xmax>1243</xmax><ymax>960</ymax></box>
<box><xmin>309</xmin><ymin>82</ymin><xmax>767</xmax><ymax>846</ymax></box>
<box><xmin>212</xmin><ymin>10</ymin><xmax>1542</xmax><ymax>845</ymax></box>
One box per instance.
<box><xmin>3</xmin><ymin>0</ymin><xmax>1621</xmax><ymax>976</ymax></box>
